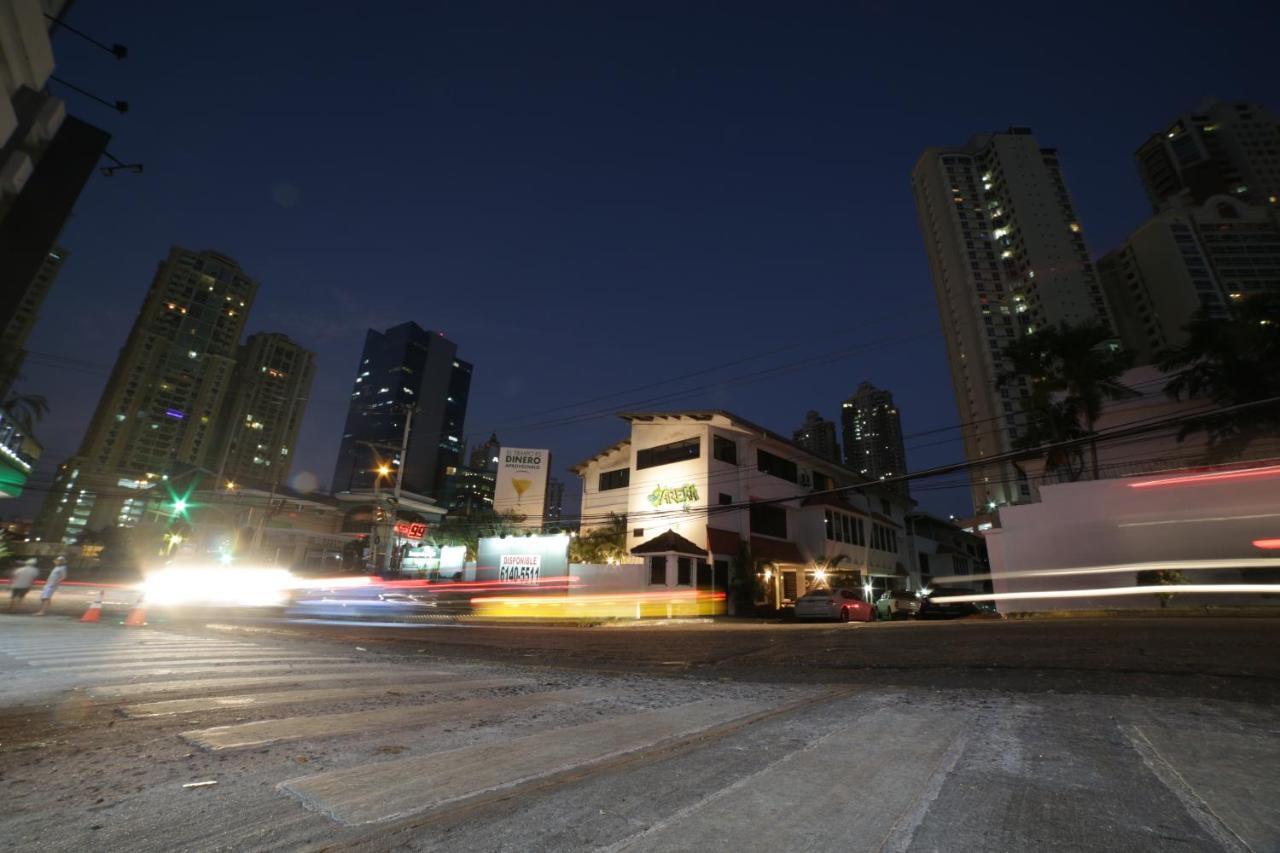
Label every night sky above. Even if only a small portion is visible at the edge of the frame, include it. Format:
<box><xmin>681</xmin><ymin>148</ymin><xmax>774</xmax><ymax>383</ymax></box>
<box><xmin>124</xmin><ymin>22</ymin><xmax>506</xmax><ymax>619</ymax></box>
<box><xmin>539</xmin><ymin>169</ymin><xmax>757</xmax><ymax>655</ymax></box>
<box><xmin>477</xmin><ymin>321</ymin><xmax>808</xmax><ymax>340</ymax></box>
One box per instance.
<box><xmin>14</xmin><ymin>1</ymin><xmax>1278</xmax><ymax>521</ymax></box>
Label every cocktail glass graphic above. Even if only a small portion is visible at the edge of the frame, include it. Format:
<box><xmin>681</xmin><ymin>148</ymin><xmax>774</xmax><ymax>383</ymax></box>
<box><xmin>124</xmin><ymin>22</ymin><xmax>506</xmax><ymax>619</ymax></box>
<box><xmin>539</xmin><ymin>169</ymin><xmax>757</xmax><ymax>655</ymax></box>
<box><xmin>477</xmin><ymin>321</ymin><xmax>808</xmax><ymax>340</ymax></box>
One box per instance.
<box><xmin>511</xmin><ymin>478</ymin><xmax>532</xmax><ymax>497</ymax></box>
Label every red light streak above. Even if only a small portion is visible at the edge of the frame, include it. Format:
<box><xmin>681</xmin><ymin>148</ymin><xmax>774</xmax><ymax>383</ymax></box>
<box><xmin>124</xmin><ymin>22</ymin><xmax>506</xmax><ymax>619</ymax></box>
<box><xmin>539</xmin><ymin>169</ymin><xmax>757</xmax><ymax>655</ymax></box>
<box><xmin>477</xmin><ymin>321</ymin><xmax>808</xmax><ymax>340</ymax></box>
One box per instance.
<box><xmin>1253</xmin><ymin>539</ymin><xmax>1280</xmax><ymax>550</ymax></box>
<box><xmin>1127</xmin><ymin>463</ymin><xmax>1280</xmax><ymax>489</ymax></box>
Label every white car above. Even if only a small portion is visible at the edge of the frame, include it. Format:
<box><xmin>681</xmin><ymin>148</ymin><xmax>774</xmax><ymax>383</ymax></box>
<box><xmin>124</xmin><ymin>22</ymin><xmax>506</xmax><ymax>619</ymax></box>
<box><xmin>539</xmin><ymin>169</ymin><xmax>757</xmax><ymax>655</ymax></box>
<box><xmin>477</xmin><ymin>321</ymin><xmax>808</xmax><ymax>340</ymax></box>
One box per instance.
<box><xmin>794</xmin><ymin>588</ymin><xmax>875</xmax><ymax>622</ymax></box>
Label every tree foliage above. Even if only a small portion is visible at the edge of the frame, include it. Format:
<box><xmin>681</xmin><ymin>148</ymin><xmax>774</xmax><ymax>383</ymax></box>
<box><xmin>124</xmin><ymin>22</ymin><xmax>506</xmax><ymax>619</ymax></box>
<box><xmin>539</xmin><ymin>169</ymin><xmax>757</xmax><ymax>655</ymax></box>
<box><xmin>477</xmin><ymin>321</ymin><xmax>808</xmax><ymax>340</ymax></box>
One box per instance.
<box><xmin>568</xmin><ymin>512</ymin><xmax>628</xmax><ymax>564</ymax></box>
<box><xmin>1000</xmin><ymin>321</ymin><xmax>1135</xmax><ymax>480</ymax></box>
<box><xmin>1158</xmin><ymin>294</ymin><xmax>1280</xmax><ymax>455</ymax></box>
<box><xmin>430</xmin><ymin>509</ymin><xmax>526</xmax><ymax>562</ymax></box>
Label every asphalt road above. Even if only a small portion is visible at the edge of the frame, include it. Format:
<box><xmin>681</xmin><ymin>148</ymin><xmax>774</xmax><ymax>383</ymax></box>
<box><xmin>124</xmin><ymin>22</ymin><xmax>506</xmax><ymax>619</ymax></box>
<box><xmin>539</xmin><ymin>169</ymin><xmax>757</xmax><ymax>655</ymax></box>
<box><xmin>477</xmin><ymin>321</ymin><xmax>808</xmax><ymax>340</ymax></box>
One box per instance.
<box><xmin>2</xmin><ymin>611</ymin><xmax>1278</xmax><ymax>851</ymax></box>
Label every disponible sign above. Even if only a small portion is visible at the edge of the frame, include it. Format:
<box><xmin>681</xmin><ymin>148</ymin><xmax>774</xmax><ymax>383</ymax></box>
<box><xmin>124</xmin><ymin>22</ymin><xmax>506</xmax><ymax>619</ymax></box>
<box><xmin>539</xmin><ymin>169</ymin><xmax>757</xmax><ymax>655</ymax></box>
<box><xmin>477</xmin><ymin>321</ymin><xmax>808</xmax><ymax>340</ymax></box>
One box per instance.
<box><xmin>498</xmin><ymin>554</ymin><xmax>542</xmax><ymax>583</ymax></box>
<box><xmin>493</xmin><ymin>446</ymin><xmax>551</xmax><ymax>524</ymax></box>
<box><xmin>475</xmin><ymin>534</ymin><xmax>570</xmax><ymax>586</ymax></box>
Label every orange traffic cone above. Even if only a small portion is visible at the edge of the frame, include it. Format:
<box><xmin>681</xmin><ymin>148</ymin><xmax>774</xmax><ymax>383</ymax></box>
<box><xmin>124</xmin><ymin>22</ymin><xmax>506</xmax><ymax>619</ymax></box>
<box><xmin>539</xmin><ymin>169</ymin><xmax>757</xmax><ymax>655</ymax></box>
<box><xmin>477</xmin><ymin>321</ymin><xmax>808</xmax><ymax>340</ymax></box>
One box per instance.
<box><xmin>123</xmin><ymin>594</ymin><xmax>147</xmax><ymax>627</ymax></box>
<box><xmin>80</xmin><ymin>590</ymin><xmax>104</xmax><ymax>623</ymax></box>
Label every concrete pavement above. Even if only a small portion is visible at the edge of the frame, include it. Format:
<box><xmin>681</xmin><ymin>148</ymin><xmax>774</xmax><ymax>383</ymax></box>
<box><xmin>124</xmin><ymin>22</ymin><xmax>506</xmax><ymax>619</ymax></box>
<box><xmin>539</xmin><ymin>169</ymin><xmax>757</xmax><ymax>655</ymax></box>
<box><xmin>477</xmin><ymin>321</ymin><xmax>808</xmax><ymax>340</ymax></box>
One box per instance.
<box><xmin>1</xmin><ymin>613</ymin><xmax>1277</xmax><ymax>851</ymax></box>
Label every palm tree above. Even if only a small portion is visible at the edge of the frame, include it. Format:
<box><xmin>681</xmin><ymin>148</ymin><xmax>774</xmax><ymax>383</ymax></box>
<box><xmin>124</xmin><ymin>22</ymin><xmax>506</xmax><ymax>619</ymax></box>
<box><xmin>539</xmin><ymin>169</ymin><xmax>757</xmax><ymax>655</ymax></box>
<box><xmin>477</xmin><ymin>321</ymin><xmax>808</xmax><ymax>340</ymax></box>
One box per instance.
<box><xmin>2</xmin><ymin>393</ymin><xmax>47</xmax><ymax>434</ymax></box>
<box><xmin>568</xmin><ymin>512</ymin><xmax>628</xmax><ymax>564</ymax></box>
<box><xmin>1001</xmin><ymin>321</ymin><xmax>1135</xmax><ymax>480</ymax></box>
<box><xmin>1158</xmin><ymin>294</ymin><xmax>1280</xmax><ymax>455</ymax></box>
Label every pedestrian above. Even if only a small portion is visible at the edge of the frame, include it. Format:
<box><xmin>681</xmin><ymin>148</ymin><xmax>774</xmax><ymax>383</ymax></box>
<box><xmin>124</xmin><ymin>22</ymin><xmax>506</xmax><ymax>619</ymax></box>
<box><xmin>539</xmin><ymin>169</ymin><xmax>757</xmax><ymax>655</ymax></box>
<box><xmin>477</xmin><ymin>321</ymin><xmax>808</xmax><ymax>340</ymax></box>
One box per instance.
<box><xmin>35</xmin><ymin>555</ymin><xmax>68</xmax><ymax>616</ymax></box>
<box><xmin>8</xmin><ymin>558</ymin><xmax>38</xmax><ymax>613</ymax></box>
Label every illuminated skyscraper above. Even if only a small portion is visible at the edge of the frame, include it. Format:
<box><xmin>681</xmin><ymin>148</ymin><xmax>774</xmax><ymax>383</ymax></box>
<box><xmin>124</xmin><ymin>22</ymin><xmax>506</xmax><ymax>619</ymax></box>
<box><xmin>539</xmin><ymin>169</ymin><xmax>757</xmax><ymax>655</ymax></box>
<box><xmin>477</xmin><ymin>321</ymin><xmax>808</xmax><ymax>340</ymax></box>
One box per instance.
<box><xmin>841</xmin><ymin>383</ymin><xmax>908</xmax><ymax>495</ymax></box>
<box><xmin>792</xmin><ymin>410</ymin><xmax>840</xmax><ymax>463</ymax></box>
<box><xmin>912</xmin><ymin>128</ymin><xmax>1112</xmax><ymax>510</ymax></box>
<box><xmin>1135</xmin><ymin>100</ymin><xmax>1280</xmax><ymax>212</ymax></box>
<box><xmin>37</xmin><ymin>247</ymin><xmax>257</xmax><ymax>542</ymax></box>
<box><xmin>214</xmin><ymin>332</ymin><xmax>315</xmax><ymax>488</ymax></box>
<box><xmin>330</xmin><ymin>322</ymin><xmax>470</xmax><ymax>500</ymax></box>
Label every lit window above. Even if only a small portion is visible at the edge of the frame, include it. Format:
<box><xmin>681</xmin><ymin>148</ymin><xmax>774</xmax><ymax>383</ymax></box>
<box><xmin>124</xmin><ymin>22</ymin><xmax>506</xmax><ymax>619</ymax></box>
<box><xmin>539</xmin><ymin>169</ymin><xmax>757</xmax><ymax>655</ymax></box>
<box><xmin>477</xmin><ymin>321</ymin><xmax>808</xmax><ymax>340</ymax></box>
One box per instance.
<box><xmin>1069</xmin><ymin>223</ymin><xmax>1081</xmax><ymax>233</ymax></box>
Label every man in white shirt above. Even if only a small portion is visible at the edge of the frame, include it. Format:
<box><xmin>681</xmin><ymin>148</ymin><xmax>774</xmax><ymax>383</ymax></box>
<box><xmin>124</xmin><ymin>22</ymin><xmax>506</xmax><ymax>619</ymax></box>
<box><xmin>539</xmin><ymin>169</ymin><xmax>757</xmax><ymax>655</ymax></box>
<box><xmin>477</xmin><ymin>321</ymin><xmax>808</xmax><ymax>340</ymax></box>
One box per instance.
<box><xmin>35</xmin><ymin>556</ymin><xmax>67</xmax><ymax>616</ymax></box>
<box><xmin>9</xmin><ymin>558</ymin><xmax>38</xmax><ymax>613</ymax></box>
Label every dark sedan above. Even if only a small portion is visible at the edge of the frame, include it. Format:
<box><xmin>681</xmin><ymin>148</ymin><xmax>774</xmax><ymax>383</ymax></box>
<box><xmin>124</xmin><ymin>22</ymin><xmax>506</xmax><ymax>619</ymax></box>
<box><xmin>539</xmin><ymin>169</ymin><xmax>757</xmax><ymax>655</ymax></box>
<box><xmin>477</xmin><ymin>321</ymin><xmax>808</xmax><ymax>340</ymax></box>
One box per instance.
<box><xmin>918</xmin><ymin>588</ymin><xmax>983</xmax><ymax>619</ymax></box>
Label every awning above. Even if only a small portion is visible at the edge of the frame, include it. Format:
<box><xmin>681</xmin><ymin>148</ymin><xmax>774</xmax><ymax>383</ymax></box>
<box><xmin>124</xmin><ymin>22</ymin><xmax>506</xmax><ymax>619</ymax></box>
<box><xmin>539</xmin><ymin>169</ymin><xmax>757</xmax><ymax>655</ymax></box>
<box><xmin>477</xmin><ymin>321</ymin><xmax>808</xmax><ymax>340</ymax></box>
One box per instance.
<box><xmin>749</xmin><ymin>536</ymin><xmax>805</xmax><ymax>566</ymax></box>
<box><xmin>706</xmin><ymin>526</ymin><xmax>741</xmax><ymax>556</ymax></box>
<box><xmin>631</xmin><ymin>529</ymin><xmax>708</xmax><ymax>557</ymax></box>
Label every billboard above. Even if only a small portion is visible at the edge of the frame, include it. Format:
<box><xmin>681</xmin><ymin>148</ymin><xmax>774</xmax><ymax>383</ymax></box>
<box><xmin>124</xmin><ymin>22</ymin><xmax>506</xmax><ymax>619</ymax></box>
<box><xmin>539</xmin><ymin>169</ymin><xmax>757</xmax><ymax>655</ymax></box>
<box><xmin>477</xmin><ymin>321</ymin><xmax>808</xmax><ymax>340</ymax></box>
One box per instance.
<box><xmin>493</xmin><ymin>447</ymin><xmax>551</xmax><ymax>524</ymax></box>
<box><xmin>475</xmin><ymin>534</ymin><xmax>571</xmax><ymax>585</ymax></box>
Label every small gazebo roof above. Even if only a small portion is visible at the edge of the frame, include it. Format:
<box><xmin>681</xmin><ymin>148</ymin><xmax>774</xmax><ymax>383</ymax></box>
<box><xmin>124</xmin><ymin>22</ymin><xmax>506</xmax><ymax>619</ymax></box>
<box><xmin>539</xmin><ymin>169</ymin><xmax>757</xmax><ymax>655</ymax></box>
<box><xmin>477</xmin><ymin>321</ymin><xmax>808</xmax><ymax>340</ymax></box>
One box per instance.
<box><xmin>631</xmin><ymin>529</ymin><xmax>708</xmax><ymax>557</ymax></box>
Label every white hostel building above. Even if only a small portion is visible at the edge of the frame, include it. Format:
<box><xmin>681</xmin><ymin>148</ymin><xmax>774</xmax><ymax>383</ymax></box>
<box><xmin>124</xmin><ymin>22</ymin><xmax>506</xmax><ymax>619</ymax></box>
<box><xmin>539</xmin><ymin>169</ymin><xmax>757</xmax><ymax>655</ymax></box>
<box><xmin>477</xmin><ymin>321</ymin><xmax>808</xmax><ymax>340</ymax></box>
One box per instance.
<box><xmin>571</xmin><ymin>411</ymin><xmax>918</xmax><ymax>611</ymax></box>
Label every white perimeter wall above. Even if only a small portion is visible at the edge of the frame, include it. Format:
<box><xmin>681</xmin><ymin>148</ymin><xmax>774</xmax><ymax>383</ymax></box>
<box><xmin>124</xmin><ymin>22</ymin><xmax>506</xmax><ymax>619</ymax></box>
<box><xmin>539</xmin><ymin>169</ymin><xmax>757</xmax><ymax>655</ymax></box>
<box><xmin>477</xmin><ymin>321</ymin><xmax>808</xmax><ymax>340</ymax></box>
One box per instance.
<box><xmin>986</xmin><ymin>465</ymin><xmax>1280</xmax><ymax>613</ymax></box>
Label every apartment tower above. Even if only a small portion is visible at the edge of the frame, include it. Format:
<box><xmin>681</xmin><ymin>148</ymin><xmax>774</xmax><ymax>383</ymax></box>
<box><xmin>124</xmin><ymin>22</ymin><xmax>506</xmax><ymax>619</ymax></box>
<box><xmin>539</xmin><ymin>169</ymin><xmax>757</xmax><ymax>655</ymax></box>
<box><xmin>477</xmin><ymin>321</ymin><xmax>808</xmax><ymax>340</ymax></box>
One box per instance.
<box><xmin>1135</xmin><ymin>100</ymin><xmax>1280</xmax><ymax>212</ymax></box>
<box><xmin>841</xmin><ymin>383</ymin><xmax>908</xmax><ymax>495</ymax></box>
<box><xmin>37</xmin><ymin>247</ymin><xmax>257</xmax><ymax>541</ymax></box>
<box><xmin>213</xmin><ymin>332</ymin><xmax>316</xmax><ymax>488</ymax></box>
<box><xmin>911</xmin><ymin>128</ymin><xmax>1112</xmax><ymax>510</ymax></box>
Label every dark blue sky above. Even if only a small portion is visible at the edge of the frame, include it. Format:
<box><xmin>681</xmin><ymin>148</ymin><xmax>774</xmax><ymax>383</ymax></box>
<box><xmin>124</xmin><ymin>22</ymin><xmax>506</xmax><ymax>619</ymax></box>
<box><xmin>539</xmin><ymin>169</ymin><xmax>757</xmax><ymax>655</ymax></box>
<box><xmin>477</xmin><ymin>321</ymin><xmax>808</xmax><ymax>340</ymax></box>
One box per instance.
<box><xmin>16</xmin><ymin>1</ymin><xmax>1278</xmax><ymax>519</ymax></box>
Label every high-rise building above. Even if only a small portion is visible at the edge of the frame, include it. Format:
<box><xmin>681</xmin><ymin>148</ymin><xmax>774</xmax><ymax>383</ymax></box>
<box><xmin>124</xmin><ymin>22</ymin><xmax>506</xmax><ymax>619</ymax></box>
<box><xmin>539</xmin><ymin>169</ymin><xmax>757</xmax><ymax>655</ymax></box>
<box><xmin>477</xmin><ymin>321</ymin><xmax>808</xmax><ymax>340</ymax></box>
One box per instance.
<box><xmin>330</xmin><ymin>322</ymin><xmax>471</xmax><ymax>500</ymax></box>
<box><xmin>792</xmin><ymin>410</ymin><xmax>840</xmax><ymax>462</ymax></box>
<box><xmin>0</xmin><ymin>245</ymin><xmax>64</xmax><ymax>396</ymax></box>
<box><xmin>841</xmin><ymin>383</ymin><xmax>908</xmax><ymax>494</ymax></box>
<box><xmin>1</xmin><ymin>4</ymin><xmax>109</xmax><ymax>501</ymax></box>
<box><xmin>442</xmin><ymin>432</ymin><xmax>500</xmax><ymax>518</ymax></box>
<box><xmin>213</xmin><ymin>332</ymin><xmax>316</xmax><ymax>488</ymax></box>
<box><xmin>544</xmin><ymin>476</ymin><xmax>565</xmax><ymax>525</ymax></box>
<box><xmin>1099</xmin><ymin>195</ymin><xmax>1280</xmax><ymax>364</ymax></box>
<box><xmin>1135</xmin><ymin>100</ymin><xmax>1280</xmax><ymax>212</ymax></box>
<box><xmin>912</xmin><ymin>128</ymin><xmax>1112</xmax><ymax>510</ymax></box>
<box><xmin>36</xmin><ymin>247</ymin><xmax>257</xmax><ymax>542</ymax></box>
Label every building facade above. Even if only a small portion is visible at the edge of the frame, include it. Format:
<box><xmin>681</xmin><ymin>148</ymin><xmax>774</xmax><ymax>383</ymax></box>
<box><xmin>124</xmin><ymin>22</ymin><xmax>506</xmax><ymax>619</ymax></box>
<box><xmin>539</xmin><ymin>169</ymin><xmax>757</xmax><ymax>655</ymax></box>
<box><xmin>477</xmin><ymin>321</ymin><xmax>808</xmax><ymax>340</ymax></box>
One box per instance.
<box><xmin>544</xmin><ymin>476</ymin><xmax>565</xmax><ymax>525</ymax></box>
<box><xmin>330</xmin><ymin>322</ymin><xmax>471</xmax><ymax>501</ymax></box>
<box><xmin>36</xmin><ymin>247</ymin><xmax>258</xmax><ymax>542</ymax></box>
<box><xmin>1135</xmin><ymin>100</ymin><xmax>1280</xmax><ymax>212</ymax></box>
<box><xmin>1099</xmin><ymin>195</ymin><xmax>1280</xmax><ymax>364</ymax></box>
<box><xmin>0</xmin><ymin>245</ymin><xmax>63</xmax><ymax>396</ymax></box>
<box><xmin>572</xmin><ymin>411</ymin><xmax>917</xmax><ymax>610</ymax></box>
<box><xmin>213</xmin><ymin>332</ymin><xmax>316</xmax><ymax>488</ymax></box>
<box><xmin>841</xmin><ymin>382</ymin><xmax>908</xmax><ymax>494</ymax></box>
<box><xmin>911</xmin><ymin>128</ymin><xmax>1113</xmax><ymax>511</ymax></box>
<box><xmin>442</xmin><ymin>433</ymin><xmax>500</xmax><ymax>519</ymax></box>
<box><xmin>906</xmin><ymin>511</ymin><xmax>990</xmax><ymax>593</ymax></box>
<box><xmin>792</xmin><ymin>410</ymin><xmax>840</xmax><ymax>462</ymax></box>
<box><xmin>1</xmin><ymin>3</ymin><xmax>109</xmax><ymax>501</ymax></box>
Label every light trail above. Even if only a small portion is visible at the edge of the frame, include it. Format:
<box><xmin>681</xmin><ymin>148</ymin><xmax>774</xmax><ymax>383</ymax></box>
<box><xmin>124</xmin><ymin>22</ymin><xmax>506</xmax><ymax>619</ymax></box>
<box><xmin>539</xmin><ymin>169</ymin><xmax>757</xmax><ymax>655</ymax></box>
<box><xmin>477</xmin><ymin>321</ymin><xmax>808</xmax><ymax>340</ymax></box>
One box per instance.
<box><xmin>1126</xmin><ymin>462</ymin><xmax>1280</xmax><ymax>489</ymax></box>
<box><xmin>1117</xmin><ymin>512</ymin><xmax>1280</xmax><ymax>528</ymax></box>
<box><xmin>932</xmin><ymin>584</ymin><xmax>1280</xmax><ymax>604</ymax></box>
<box><xmin>929</xmin><ymin>557</ymin><xmax>1280</xmax><ymax>585</ymax></box>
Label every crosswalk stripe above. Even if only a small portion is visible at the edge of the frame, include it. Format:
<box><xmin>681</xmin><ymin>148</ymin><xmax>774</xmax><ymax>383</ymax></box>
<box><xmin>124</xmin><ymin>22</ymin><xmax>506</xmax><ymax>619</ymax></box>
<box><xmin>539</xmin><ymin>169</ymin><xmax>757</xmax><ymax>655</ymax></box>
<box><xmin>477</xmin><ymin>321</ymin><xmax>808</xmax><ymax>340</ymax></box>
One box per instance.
<box><xmin>75</xmin><ymin>662</ymin><xmax>383</xmax><ymax>684</ymax></box>
<box><xmin>3</xmin><ymin>642</ymin><xmax>250</xmax><ymax>654</ymax></box>
<box><xmin>600</xmin><ymin>709</ymin><xmax>966</xmax><ymax>852</ymax></box>
<box><xmin>23</xmin><ymin>649</ymin><xmax>296</xmax><ymax>665</ymax></box>
<box><xmin>183</xmin><ymin>686</ymin><xmax>599</xmax><ymax>751</ymax></box>
<box><xmin>119</xmin><ymin>676</ymin><xmax>531</xmax><ymax>718</ymax></box>
<box><xmin>279</xmin><ymin>697</ymin><xmax>774</xmax><ymax>825</ymax></box>
<box><xmin>88</xmin><ymin>669</ymin><xmax>456</xmax><ymax>699</ymax></box>
<box><xmin>41</xmin><ymin>655</ymin><xmax>351</xmax><ymax>672</ymax></box>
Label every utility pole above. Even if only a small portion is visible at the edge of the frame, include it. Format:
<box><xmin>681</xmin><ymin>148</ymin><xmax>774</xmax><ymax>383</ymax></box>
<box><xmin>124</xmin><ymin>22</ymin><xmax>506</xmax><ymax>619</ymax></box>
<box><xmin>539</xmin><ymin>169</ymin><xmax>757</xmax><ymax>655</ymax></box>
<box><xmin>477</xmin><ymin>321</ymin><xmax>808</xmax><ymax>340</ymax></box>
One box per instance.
<box><xmin>383</xmin><ymin>406</ymin><xmax>415</xmax><ymax>574</ymax></box>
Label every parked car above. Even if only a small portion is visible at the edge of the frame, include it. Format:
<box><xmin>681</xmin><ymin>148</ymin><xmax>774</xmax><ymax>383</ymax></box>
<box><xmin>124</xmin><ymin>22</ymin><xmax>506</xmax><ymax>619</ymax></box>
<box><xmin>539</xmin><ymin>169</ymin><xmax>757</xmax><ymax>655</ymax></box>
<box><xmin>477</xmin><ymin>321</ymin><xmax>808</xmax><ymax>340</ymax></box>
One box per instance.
<box><xmin>795</xmin><ymin>587</ymin><xmax>874</xmax><ymax>622</ymax></box>
<box><xmin>875</xmin><ymin>589</ymin><xmax>921</xmax><ymax>621</ymax></box>
<box><xmin>917</xmin><ymin>588</ymin><xmax>982</xmax><ymax>619</ymax></box>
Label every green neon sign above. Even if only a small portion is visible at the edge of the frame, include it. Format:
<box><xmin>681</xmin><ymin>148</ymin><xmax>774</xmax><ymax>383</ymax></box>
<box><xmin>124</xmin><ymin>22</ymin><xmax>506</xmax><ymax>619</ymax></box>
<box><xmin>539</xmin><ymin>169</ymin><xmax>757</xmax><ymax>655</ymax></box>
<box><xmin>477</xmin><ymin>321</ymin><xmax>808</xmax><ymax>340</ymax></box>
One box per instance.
<box><xmin>648</xmin><ymin>484</ymin><xmax>699</xmax><ymax>507</ymax></box>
